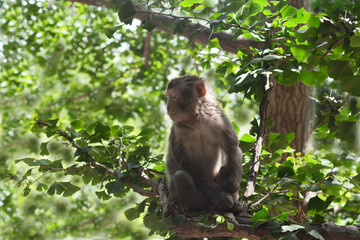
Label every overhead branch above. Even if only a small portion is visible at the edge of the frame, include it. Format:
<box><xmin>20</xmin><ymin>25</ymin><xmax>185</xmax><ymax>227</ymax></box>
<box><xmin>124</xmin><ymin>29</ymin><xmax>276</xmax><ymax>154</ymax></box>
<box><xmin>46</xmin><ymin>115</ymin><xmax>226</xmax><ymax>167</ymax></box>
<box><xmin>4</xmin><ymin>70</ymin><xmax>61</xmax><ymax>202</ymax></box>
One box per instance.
<box><xmin>68</xmin><ymin>0</ymin><xmax>262</xmax><ymax>53</ymax></box>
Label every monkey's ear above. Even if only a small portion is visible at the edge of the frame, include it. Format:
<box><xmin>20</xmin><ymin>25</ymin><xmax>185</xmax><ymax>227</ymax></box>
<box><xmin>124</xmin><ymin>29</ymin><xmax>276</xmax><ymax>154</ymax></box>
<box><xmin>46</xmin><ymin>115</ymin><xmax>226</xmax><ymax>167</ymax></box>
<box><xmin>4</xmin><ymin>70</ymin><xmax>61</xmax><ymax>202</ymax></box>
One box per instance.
<box><xmin>195</xmin><ymin>81</ymin><xmax>206</xmax><ymax>98</ymax></box>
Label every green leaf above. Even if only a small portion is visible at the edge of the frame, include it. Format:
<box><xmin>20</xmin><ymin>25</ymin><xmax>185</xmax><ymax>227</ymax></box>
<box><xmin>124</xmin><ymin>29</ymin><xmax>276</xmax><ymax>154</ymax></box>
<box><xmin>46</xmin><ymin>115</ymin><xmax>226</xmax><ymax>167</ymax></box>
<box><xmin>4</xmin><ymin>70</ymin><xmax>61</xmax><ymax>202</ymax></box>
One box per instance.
<box><xmin>70</xmin><ymin>119</ymin><xmax>84</xmax><ymax>129</ymax></box>
<box><xmin>295</xmin><ymin>28</ymin><xmax>318</xmax><ymax>43</ymax></box>
<box><xmin>280</xmin><ymin>233</ymin><xmax>299</xmax><ymax>240</ymax></box>
<box><xmin>94</xmin><ymin>122</ymin><xmax>111</xmax><ymax>140</ymax></box>
<box><xmin>240</xmin><ymin>133</ymin><xmax>256</xmax><ymax>143</ymax></box>
<box><xmin>327</xmin><ymin>60</ymin><xmax>360</xmax><ymax>96</ymax></box>
<box><xmin>105</xmin><ymin>25</ymin><xmax>122</xmax><ymax>39</ymax></box>
<box><xmin>143</xmin><ymin>214</ymin><xmax>167</xmax><ymax>233</ymax></box>
<box><xmin>40</xmin><ymin>142</ymin><xmax>50</xmax><ymax>156</ymax></box>
<box><xmin>106</xmin><ymin>180</ymin><xmax>125</xmax><ymax>194</ymax></box>
<box><xmin>251</xmin><ymin>208</ymin><xmax>270</xmax><ymax>221</ymax></box>
<box><xmin>271</xmin><ymin>212</ymin><xmax>292</xmax><ymax>221</ymax></box>
<box><xmin>249</xmin><ymin>2</ymin><xmax>263</xmax><ymax>16</ymax></box>
<box><xmin>28</xmin><ymin>159</ymin><xmax>52</xmax><ymax>166</ymax></box>
<box><xmin>95</xmin><ymin>191</ymin><xmax>111</xmax><ymax>201</ymax></box>
<box><xmin>36</xmin><ymin>183</ymin><xmax>48</xmax><ymax>192</ymax></box>
<box><xmin>277</xmin><ymin>177</ymin><xmax>297</xmax><ymax>187</ymax></box>
<box><xmin>47</xmin><ymin>182</ymin><xmax>66</xmax><ymax>196</ymax></box>
<box><xmin>308</xmin><ymin>196</ymin><xmax>329</xmax><ymax>212</ymax></box>
<box><xmin>61</xmin><ymin>182</ymin><xmax>81</xmax><ymax>197</ymax></box>
<box><xmin>307</xmin><ymin>14</ymin><xmax>321</xmax><ymax>28</ymax></box>
<box><xmin>327</xmin><ymin>60</ymin><xmax>354</xmax><ymax>80</ymax></box>
<box><xmin>23</xmin><ymin>186</ymin><xmax>31</xmax><ymax>197</ymax></box>
<box><xmin>306</xmin><ymin>185</ymin><xmax>322</xmax><ymax>192</ymax></box>
<box><xmin>137</xmin><ymin>199</ymin><xmax>147</xmax><ymax>213</ymax></box>
<box><xmin>15</xmin><ymin>158</ymin><xmax>35</xmax><ymax>164</ymax></box>
<box><xmin>281</xmin><ymin>5</ymin><xmax>297</xmax><ymax>19</ymax></box>
<box><xmin>117</xmin><ymin>0</ymin><xmax>137</xmax><ymax>25</ymax></box>
<box><xmin>231</xmin><ymin>121</ymin><xmax>240</xmax><ymax>135</ymax></box>
<box><xmin>203</xmin><ymin>0</ymin><xmax>217</xmax><ymax>8</ymax></box>
<box><xmin>148</xmin><ymin>199</ymin><xmax>157</xmax><ymax>214</ymax></box>
<box><xmin>138</xmin><ymin>128</ymin><xmax>154</xmax><ymax>137</ymax></box>
<box><xmin>291</xmin><ymin>45</ymin><xmax>309</xmax><ymax>61</ymax></box>
<box><xmin>281</xmin><ymin>224</ymin><xmax>305</xmax><ymax>232</ymax></box>
<box><xmin>350</xmin><ymin>36</ymin><xmax>360</xmax><ymax>48</ymax></box>
<box><xmin>179</xmin><ymin>0</ymin><xmax>202</xmax><ymax>7</ymax></box>
<box><xmin>128</xmin><ymin>162</ymin><xmax>141</xmax><ymax>169</ymax></box>
<box><xmin>40</xmin><ymin>118</ymin><xmax>59</xmax><ymax>127</ymax></box>
<box><xmin>124</xmin><ymin>208</ymin><xmax>140</xmax><ymax>221</ymax></box>
<box><xmin>300</xmin><ymin>70</ymin><xmax>327</xmax><ymax>85</ymax></box>
<box><xmin>308</xmin><ymin>229</ymin><xmax>325</xmax><ymax>240</ymax></box>
<box><xmin>215</xmin><ymin>215</ymin><xmax>225</xmax><ymax>224</ymax></box>
<box><xmin>277</xmin><ymin>166</ymin><xmax>295</xmax><ymax>178</ymax></box>
<box><xmin>74</xmin><ymin>146</ymin><xmax>91</xmax><ymax>157</ymax></box>
<box><xmin>227</xmin><ymin>221</ymin><xmax>234</xmax><ymax>231</ymax></box>
<box><xmin>142</xmin><ymin>18</ymin><xmax>157</xmax><ymax>32</ymax></box>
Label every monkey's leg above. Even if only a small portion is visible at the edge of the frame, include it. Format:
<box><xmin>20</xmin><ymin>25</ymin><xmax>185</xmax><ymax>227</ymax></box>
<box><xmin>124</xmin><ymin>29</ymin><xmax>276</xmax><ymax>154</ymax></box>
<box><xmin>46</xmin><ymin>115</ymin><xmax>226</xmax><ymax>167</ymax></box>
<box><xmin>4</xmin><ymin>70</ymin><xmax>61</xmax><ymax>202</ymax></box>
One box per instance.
<box><xmin>188</xmin><ymin>170</ymin><xmax>235</xmax><ymax>211</ymax></box>
<box><xmin>169</xmin><ymin>170</ymin><xmax>209</xmax><ymax>210</ymax></box>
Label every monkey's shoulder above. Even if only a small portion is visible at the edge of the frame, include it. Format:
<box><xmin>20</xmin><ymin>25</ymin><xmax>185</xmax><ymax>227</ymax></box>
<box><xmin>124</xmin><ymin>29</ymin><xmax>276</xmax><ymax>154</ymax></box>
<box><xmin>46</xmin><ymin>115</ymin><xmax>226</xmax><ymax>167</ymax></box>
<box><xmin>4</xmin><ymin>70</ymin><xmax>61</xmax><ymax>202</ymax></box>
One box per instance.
<box><xmin>173</xmin><ymin>118</ymin><xmax>223</xmax><ymax>143</ymax></box>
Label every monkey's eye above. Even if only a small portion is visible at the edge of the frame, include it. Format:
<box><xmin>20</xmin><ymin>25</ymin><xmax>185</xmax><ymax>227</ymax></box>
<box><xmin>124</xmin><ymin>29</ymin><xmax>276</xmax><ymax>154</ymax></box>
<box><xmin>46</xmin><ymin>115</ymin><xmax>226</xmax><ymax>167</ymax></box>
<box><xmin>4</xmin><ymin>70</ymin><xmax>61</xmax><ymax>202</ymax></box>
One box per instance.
<box><xmin>170</xmin><ymin>93</ymin><xmax>176</xmax><ymax>98</ymax></box>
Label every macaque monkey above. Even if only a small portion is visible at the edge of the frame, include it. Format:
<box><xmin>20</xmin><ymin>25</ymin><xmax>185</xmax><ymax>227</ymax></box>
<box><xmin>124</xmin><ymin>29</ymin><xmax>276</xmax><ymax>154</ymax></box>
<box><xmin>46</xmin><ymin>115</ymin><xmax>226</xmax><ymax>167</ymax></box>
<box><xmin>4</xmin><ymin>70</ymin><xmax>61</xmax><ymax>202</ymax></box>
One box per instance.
<box><xmin>165</xmin><ymin>75</ymin><xmax>243</xmax><ymax>212</ymax></box>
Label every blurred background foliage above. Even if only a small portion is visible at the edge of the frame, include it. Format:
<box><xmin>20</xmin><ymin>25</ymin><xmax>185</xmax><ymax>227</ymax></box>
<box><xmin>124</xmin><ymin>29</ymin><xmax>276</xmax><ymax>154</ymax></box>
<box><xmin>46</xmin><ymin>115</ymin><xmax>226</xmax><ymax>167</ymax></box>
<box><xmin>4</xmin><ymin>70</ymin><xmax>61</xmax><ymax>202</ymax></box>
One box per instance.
<box><xmin>0</xmin><ymin>0</ymin><xmax>254</xmax><ymax>238</ymax></box>
<box><xmin>1</xmin><ymin>0</ymin><xmax>360</xmax><ymax>239</ymax></box>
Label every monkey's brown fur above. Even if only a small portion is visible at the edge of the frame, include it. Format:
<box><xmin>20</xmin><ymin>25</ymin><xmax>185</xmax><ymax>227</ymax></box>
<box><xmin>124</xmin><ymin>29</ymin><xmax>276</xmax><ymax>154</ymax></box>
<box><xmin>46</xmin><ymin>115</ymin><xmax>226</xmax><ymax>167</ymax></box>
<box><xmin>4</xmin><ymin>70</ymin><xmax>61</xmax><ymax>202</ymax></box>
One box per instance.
<box><xmin>165</xmin><ymin>75</ymin><xmax>243</xmax><ymax>212</ymax></box>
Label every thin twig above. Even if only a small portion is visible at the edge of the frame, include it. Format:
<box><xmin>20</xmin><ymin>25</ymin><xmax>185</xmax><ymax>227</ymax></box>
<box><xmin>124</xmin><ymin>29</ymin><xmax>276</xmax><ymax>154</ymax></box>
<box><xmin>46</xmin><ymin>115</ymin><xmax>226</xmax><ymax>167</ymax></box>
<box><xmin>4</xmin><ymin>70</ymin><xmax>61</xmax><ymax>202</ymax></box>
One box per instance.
<box><xmin>310</xmin><ymin>96</ymin><xmax>350</xmax><ymax>134</ymax></box>
<box><xmin>321</xmin><ymin>38</ymin><xmax>344</xmax><ymax>61</ymax></box>
<box><xmin>40</xmin><ymin>164</ymin><xmax>91</xmax><ymax>172</ymax></box>
<box><xmin>251</xmin><ymin>185</ymin><xmax>279</xmax><ymax>207</ymax></box>
<box><xmin>144</xmin><ymin>168</ymin><xmax>165</xmax><ymax>175</ymax></box>
<box><xmin>244</xmin><ymin>77</ymin><xmax>270</xmax><ymax>198</ymax></box>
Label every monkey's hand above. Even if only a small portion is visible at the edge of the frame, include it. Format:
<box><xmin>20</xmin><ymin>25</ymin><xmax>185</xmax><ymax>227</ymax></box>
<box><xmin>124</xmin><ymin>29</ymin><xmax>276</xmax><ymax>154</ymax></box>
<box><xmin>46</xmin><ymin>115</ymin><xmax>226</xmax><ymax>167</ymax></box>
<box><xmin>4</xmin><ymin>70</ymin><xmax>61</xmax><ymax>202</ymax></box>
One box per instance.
<box><xmin>212</xmin><ymin>192</ymin><xmax>234</xmax><ymax>211</ymax></box>
<box><xmin>217</xmin><ymin>168</ymin><xmax>241</xmax><ymax>194</ymax></box>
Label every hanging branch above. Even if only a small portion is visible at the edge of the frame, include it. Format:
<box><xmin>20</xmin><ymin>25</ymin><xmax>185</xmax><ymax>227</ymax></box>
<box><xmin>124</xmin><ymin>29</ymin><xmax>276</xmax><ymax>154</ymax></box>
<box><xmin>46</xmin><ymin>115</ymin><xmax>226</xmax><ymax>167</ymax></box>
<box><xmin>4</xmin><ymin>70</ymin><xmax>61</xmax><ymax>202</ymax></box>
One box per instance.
<box><xmin>143</xmin><ymin>31</ymin><xmax>152</xmax><ymax>66</ymax></box>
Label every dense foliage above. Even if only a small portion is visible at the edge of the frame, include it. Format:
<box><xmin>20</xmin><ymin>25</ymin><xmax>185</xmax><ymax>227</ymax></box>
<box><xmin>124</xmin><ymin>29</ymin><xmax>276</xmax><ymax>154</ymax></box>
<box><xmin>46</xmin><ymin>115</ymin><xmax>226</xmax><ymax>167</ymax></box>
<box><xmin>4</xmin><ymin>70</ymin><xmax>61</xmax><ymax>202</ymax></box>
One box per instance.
<box><xmin>1</xmin><ymin>0</ymin><xmax>359</xmax><ymax>239</ymax></box>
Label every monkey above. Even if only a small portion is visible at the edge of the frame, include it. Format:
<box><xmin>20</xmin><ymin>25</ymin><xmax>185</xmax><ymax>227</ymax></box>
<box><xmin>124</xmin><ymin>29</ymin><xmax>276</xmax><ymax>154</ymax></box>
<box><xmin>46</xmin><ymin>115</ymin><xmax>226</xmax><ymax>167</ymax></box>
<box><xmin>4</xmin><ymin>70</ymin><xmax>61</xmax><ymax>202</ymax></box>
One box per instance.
<box><xmin>165</xmin><ymin>75</ymin><xmax>243</xmax><ymax>213</ymax></box>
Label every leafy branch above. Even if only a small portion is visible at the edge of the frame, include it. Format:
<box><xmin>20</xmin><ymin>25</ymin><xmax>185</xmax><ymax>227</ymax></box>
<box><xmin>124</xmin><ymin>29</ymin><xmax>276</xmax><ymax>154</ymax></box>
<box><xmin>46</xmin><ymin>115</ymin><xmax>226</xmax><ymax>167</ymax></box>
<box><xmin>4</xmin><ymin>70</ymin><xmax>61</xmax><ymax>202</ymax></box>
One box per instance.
<box><xmin>33</xmin><ymin>119</ymin><xmax>159</xmax><ymax>197</ymax></box>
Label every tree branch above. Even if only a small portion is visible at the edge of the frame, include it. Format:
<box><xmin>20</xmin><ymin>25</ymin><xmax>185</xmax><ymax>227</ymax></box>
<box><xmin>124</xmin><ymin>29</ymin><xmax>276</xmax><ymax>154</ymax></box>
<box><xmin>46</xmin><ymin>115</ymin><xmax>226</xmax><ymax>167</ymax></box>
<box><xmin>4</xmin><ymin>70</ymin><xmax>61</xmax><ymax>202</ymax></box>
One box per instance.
<box><xmin>173</xmin><ymin>220</ymin><xmax>270</xmax><ymax>240</ymax></box>
<box><xmin>244</xmin><ymin>79</ymin><xmax>270</xmax><ymax>198</ymax></box>
<box><xmin>143</xmin><ymin>31</ymin><xmax>152</xmax><ymax>66</ymax></box>
<box><xmin>68</xmin><ymin>0</ymin><xmax>263</xmax><ymax>53</ymax></box>
<box><xmin>34</xmin><ymin>119</ymin><xmax>158</xmax><ymax>197</ymax></box>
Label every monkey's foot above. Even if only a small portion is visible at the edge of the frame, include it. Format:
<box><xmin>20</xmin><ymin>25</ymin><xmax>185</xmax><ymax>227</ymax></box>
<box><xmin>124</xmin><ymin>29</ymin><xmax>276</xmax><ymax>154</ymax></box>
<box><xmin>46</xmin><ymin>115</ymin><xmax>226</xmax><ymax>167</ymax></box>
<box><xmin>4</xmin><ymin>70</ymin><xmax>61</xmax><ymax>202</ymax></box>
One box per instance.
<box><xmin>231</xmin><ymin>201</ymin><xmax>252</xmax><ymax>216</ymax></box>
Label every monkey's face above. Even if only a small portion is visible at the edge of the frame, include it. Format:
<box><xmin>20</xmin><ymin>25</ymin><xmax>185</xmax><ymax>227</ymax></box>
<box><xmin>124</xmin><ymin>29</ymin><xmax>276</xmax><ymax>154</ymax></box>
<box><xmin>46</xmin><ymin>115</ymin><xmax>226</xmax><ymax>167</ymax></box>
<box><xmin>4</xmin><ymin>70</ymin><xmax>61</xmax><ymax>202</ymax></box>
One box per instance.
<box><xmin>166</xmin><ymin>88</ymin><xmax>194</xmax><ymax>123</ymax></box>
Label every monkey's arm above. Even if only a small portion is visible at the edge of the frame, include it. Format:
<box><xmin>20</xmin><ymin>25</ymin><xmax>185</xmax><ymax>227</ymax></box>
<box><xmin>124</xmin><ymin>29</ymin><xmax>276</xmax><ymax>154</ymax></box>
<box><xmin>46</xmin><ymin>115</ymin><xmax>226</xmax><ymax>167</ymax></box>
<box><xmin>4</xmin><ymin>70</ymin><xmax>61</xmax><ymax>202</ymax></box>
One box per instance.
<box><xmin>167</xmin><ymin>127</ymin><xmax>234</xmax><ymax>210</ymax></box>
<box><xmin>217</xmin><ymin>115</ymin><xmax>243</xmax><ymax>194</ymax></box>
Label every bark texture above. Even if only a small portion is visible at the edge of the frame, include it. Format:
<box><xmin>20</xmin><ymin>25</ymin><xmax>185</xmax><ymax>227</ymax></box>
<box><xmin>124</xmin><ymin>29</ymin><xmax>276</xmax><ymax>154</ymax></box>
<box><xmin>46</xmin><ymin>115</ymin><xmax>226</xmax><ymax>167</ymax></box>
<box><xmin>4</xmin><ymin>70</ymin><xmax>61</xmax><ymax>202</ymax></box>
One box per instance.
<box><xmin>171</xmin><ymin>220</ymin><xmax>360</xmax><ymax>240</ymax></box>
<box><xmin>266</xmin><ymin>81</ymin><xmax>312</xmax><ymax>154</ymax></box>
<box><xmin>265</xmin><ymin>0</ymin><xmax>312</xmax><ymax>156</ymax></box>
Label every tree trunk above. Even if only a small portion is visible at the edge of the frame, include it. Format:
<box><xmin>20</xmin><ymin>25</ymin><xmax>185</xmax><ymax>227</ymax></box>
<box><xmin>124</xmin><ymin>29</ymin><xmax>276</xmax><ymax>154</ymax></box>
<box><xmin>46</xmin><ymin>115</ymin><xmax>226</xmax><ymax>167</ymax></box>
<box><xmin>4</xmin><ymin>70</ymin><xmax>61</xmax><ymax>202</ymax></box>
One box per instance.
<box><xmin>266</xmin><ymin>81</ymin><xmax>312</xmax><ymax>155</ymax></box>
<box><xmin>265</xmin><ymin>0</ymin><xmax>312</xmax><ymax>157</ymax></box>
